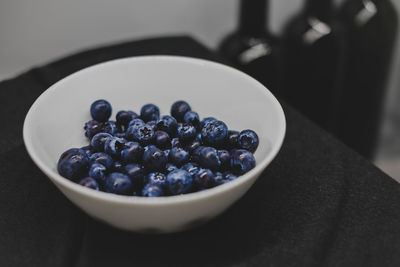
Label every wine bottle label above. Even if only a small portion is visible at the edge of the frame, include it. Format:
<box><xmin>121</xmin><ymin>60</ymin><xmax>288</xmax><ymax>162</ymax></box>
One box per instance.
<box><xmin>302</xmin><ymin>17</ymin><xmax>332</xmax><ymax>45</ymax></box>
<box><xmin>354</xmin><ymin>0</ymin><xmax>377</xmax><ymax>27</ymax></box>
<box><xmin>238</xmin><ymin>38</ymin><xmax>272</xmax><ymax>64</ymax></box>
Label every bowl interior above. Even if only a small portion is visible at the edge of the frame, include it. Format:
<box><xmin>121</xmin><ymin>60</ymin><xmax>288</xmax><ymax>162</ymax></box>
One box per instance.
<box><xmin>24</xmin><ymin>56</ymin><xmax>285</xmax><ymax>199</ymax></box>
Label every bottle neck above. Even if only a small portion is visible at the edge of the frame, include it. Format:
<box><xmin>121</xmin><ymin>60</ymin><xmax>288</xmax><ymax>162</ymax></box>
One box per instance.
<box><xmin>305</xmin><ymin>0</ymin><xmax>334</xmax><ymax>22</ymax></box>
<box><xmin>238</xmin><ymin>0</ymin><xmax>268</xmax><ymax>35</ymax></box>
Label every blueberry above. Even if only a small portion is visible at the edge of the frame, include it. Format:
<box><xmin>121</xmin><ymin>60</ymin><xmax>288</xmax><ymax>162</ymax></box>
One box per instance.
<box><xmin>91</xmin><ymin>133</ymin><xmax>112</xmax><ymax>152</ymax></box>
<box><xmin>181</xmin><ymin>162</ymin><xmax>200</xmax><ymax>177</ymax></box>
<box><xmin>142</xmin><ymin>145</ymin><xmax>167</xmax><ymax>171</ymax></box>
<box><xmin>230</xmin><ymin>149</ymin><xmax>256</xmax><ymax>175</ymax></box>
<box><xmin>217</xmin><ymin>150</ymin><xmax>230</xmax><ymax>171</ymax></box>
<box><xmin>140</xmin><ymin>104</ymin><xmax>160</xmax><ymax>122</ymax></box>
<box><xmin>213</xmin><ymin>172</ymin><xmax>237</xmax><ymax>186</ymax></box>
<box><xmin>238</xmin><ymin>130</ymin><xmax>259</xmax><ymax>153</ymax></box>
<box><xmin>200</xmin><ymin>117</ymin><xmax>216</xmax><ymax>130</ymax></box>
<box><xmin>84</xmin><ymin>120</ymin><xmax>103</xmax><ymax>139</ymax></box>
<box><xmin>196</xmin><ymin>133</ymin><xmax>202</xmax><ymax>143</ymax></box>
<box><xmin>196</xmin><ymin>146</ymin><xmax>221</xmax><ymax>171</ymax></box>
<box><xmin>80</xmin><ymin>145</ymin><xmax>94</xmax><ymax>157</ymax></box>
<box><xmin>121</xmin><ymin>141</ymin><xmax>143</xmax><ymax>164</ymax></box>
<box><xmin>226</xmin><ymin>130</ymin><xmax>240</xmax><ymax>149</ymax></box>
<box><xmin>165</xmin><ymin>163</ymin><xmax>178</xmax><ymax>173</ymax></box>
<box><xmin>116</xmin><ymin>110</ymin><xmax>138</xmax><ymax>130</ymax></box>
<box><xmin>89</xmin><ymin>152</ymin><xmax>113</xmax><ymax>169</ymax></box>
<box><xmin>184</xmin><ymin>139</ymin><xmax>201</xmax><ymax>153</ymax></box>
<box><xmin>223</xmin><ymin>172</ymin><xmax>238</xmax><ymax>181</ymax></box>
<box><xmin>171</xmin><ymin>137</ymin><xmax>182</xmax><ymax>148</ymax></box>
<box><xmin>88</xmin><ymin>163</ymin><xmax>106</xmax><ymax>182</ymax></box>
<box><xmin>212</xmin><ymin>172</ymin><xmax>226</xmax><ymax>186</ymax></box>
<box><xmin>57</xmin><ymin>148</ymin><xmax>89</xmax><ymax>180</ymax></box>
<box><xmin>78</xmin><ymin>177</ymin><xmax>100</xmax><ymax>190</ymax></box>
<box><xmin>146</xmin><ymin>120</ymin><xmax>157</xmax><ymax>130</ymax></box>
<box><xmin>171</xmin><ymin>100</ymin><xmax>191</xmax><ymax>122</ymax></box>
<box><xmin>124</xmin><ymin>163</ymin><xmax>145</xmax><ymax>185</ymax></box>
<box><xmin>201</xmin><ymin>120</ymin><xmax>228</xmax><ymax>146</ymax></box>
<box><xmin>177</xmin><ymin>123</ymin><xmax>196</xmax><ymax>142</ymax></box>
<box><xmin>169</xmin><ymin>147</ymin><xmax>190</xmax><ymax>166</ymax></box>
<box><xmin>114</xmin><ymin>132</ymin><xmax>126</xmax><ymax>138</ymax></box>
<box><xmin>166</xmin><ymin>169</ymin><xmax>193</xmax><ymax>195</ymax></box>
<box><xmin>112</xmin><ymin>161</ymin><xmax>124</xmax><ymax>172</ymax></box>
<box><xmin>127</xmin><ymin>124</ymin><xmax>154</xmax><ymax>145</ymax></box>
<box><xmin>128</xmin><ymin>118</ymin><xmax>145</xmax><ymax>129</ymax></box>
<box><xmin>104</xmin><ymin>137</ymin><xmax>126</xmax><ymax>158</ymax></box>
<box><xmin>163</xmin><ymin>149</ymin><xmax>170</xmax><ymax>158</ymax></box>
<box><xmin>125</xmin><ymin>126</ymin><xmax>139</xmax><ymax>141</ymax></box>
<box><xmin>125</xmin><ymin>119</ymin><xmax>146</xmax><ymax>140</ymax></box>
<box><xmin>194</xmin><ymin>168</ymin><xmax>214</xmax><ymax>189</ymax></box>
<box><xmin>59</xmin><ymin>148</ymin><xmax>85</xmax><ymax>161</ymax></box>
<box><xmin>145</xmin><ymin>172</ymin><xmax>167</xmax><ymax>187</ymax></box>
<box><xmin>142</xmin><ymin>184</ymin><xmax>164</xmax><ymax>197</ymax></box>
<box><xmin>191</xmin><ymin>146</ymin><xmax>205</xmax><ymax>163</ymax></box>
<box><xmin>154</xmin><ymin>131</ymin><xmax>171</xmax><ymax>149</ymax></box>
<box><xmin>104</xmin><ymin>172</ymin><xmax>133</xmax><ymax>195</ymax></box>
<box><xmin>156</xmin><ymin>115</ymin><xmax>178</xmax><ymax>135</ymax></box>
<box><xmin>183</xmin><ymin>111</ymin><xmax>200</xmax><ymax>128</ymax></box>
<box><xmin>90</xmin><ymin>99</ymin><xmax>112</xmax><ymax>122</ymax></box>
<box><xmin>121</xmin><ymin>142</ymin><xmax>144</xmax><ymax>163</ymax></box>
<box><xmin>102</xmin><ymin>121</ymin><xmax>118</xmax><ymax>135</ymax></box>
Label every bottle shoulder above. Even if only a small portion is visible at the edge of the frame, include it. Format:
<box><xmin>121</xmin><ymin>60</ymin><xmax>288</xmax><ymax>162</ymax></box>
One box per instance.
<box><xmin>219</xmin><ymin>31</ymin><xmax>279</xmax><ymax>52</ymax></box>
<box><xmin>218</xmin><ymin>31</ymin><xmax>281</xmax><ymax>66</ymax></box>
<box><xmin>283</xmin><ymin>15</ymin><xmax>345</xmax><ymax>46</ymax></box>
<box><xmin>339</xmin><ymin>0</ymin><xmax>398</xmax><ymax>28</ymax></box>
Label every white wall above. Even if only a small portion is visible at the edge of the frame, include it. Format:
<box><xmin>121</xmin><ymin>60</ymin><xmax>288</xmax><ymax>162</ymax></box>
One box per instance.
<box><xmin>0</xmin><ymin>0</ymin><xmax>302</xmax><ymax>80</ymax></box>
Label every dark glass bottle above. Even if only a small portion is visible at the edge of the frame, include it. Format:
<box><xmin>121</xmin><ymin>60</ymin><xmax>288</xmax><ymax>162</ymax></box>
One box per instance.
<box><xmin>336</xmin><ymin>0</ymin><xmax>398</xmax><ymax>159</ymax></box>
<box><xmin>282</xmin><ymin>0</ymin><xmax>347</xmax><ymax>131</ymax></box>
<box><xmin>218</xmin><ymin>0</ymin><xmax>282</xmax><ymax>94</ymax></box>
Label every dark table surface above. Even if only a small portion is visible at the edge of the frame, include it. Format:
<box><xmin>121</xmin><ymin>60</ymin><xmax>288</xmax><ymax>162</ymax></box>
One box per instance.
<box><xmin>1</xmin><ymin>36</ymin><xmax>400</xmax><ymax>267</ymax></box>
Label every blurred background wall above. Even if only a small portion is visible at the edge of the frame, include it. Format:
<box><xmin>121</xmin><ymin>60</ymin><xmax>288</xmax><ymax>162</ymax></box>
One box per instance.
<box><xmin>0</xmin><ymin>0</ymin><xmax>302</xmax><ymax>79</ymax></box>
<box><xmin>0</xmin><ymin>0</ymin><xmax>399</xmax><ymax>178</ymax></box>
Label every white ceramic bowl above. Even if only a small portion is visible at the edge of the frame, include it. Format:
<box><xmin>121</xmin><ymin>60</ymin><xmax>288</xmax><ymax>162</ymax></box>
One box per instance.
<box><xmin>23</xmin><ymin>56</ymin><xmax>285</xmax><ymax>233</ymax></box>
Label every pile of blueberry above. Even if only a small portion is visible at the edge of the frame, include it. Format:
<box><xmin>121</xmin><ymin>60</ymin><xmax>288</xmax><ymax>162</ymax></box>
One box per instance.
<box><xmin>57</xmin><ymin>99</ymin><xmax>259</xmax><ymax>197</ymax></box>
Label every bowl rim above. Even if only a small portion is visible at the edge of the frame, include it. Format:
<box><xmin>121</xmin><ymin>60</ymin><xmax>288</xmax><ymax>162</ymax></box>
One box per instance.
<box><xmin>23</xmin><ymin>55</ymin><xmax>286</xmax><ymax>205</ymax></box>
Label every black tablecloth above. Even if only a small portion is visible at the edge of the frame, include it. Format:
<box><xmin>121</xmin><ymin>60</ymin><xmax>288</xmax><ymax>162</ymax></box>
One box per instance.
<box><xmin>1</xmin><ymin>36</ymin><xmax>400</xmax><ymax>267</ymax></box>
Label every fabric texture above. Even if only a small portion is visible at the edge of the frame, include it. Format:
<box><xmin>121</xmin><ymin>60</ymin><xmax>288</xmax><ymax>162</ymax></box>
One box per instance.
<box><xmin>1</xmin><ymin>36</ymin><xmax>400</xmax><ymax>267</ymax></box>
